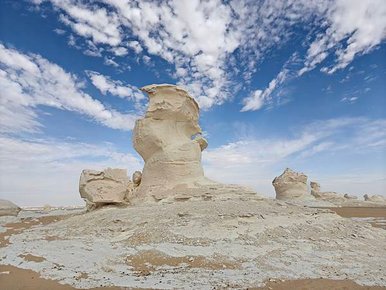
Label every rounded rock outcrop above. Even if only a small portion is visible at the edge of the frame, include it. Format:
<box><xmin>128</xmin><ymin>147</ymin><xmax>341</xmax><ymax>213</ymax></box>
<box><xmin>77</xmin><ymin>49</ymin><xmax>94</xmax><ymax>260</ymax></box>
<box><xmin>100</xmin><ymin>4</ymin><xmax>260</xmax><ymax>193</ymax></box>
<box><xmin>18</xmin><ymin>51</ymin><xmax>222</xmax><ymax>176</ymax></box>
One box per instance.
<box><xmin>79</xmin><ymin>168</ymin><xmax>130</xmax><ymax>210</ymax></box>
<box><xmin>0</xmin><ymin>199</ymin><xmax>21</xmax><ymax>216</ymax></box>
<box><xmin>272</xmin><ymin>168</ymin><xmax>309</xmax><ymax>200</ymax></box>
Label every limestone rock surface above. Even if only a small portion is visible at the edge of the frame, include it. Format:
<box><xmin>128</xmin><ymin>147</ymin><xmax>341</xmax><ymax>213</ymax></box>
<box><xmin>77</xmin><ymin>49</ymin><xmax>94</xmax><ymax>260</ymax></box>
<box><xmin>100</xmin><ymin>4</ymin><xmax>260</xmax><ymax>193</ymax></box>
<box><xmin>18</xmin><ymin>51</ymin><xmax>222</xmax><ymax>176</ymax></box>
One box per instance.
<box><xmin>0</xmin><ymin>199</ymin><xmax>21</xmax><ymax>216</ymax></box>
<box><xmin>79</xmin><ymin>168</ymin><xmax>131</xmax><ymax>209</ymax></box>
<box><xmin>364</xmin><ymin>194</ymin><xmax>386</xmax><ymax>203</ymax></box>
<box><xmin>272</xmin><ymin>168</ymin><xmax>310</xmax><ymax>200</ymax></box>
<box><xmin>3</xmin><ymin>199</ymin><xmax>386</xmax><ymax>288</ymax></box>
<box><xmin>131</xmin><ymin>84</ymin><xmax>260</xmax><ymax>203</ymax></box>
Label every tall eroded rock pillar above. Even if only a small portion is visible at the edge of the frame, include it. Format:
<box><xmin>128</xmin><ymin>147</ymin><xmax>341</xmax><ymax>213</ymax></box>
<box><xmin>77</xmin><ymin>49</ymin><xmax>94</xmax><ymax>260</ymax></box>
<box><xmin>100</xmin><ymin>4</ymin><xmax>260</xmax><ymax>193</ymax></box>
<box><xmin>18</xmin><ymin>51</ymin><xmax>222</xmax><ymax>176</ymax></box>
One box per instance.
<box><xmin>132</xmin><ymin>84</ymin><xmax>213</xmax><ymax>202</ymax></box>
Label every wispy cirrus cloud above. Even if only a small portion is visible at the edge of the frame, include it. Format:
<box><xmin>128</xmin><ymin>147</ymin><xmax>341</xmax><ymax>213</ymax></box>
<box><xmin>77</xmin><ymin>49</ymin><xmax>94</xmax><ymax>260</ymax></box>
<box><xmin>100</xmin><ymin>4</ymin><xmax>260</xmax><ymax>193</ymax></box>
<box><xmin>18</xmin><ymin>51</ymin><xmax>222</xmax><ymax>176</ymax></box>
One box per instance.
<box><xmin>300</xmin><ymin>0</ymin><xmax>386</xmax><ymax>75</ymax></box>
<box><xmin>0</xmin><ymin>43</ymin><xmax>138</xmax><ymax>133</ymax></box>
<box><xmin>242</xmin><ymin>0</ymin><xmax>386</xmax><ymax>111</ymax></box>
<box><xmin>87</xmin><ymin>70</ymin><xmax>144</xmax><ymax>102</ymax></box>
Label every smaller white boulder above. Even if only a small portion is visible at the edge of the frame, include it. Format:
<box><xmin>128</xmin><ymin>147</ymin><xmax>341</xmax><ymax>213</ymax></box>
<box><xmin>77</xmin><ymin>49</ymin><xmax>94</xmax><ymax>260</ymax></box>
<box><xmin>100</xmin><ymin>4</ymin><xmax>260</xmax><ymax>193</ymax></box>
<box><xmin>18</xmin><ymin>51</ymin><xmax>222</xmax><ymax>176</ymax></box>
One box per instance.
<box><xmin>0</xmin><ymin>199</ymin><xmax>21</xmax><ymax>216</ymax></box>
<box><xmin>79</xmin><ymin>168</ymin><xmax>130</xmax><ymax>210</ymax></box>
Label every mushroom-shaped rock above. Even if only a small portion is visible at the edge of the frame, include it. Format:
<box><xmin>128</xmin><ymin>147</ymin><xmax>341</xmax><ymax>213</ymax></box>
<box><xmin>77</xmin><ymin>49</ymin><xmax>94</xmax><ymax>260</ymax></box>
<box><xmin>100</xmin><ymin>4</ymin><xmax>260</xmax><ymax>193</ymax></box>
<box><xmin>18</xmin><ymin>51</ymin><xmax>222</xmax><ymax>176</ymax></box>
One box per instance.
<box><xmin>0</xmin><ymin>199</ymin><xmax>21</xmax><ymax>216</ymax></box>
<box><xmin>79</xmin><ymin>168</ymin><xmax>130</xmax><ymax>210</ymax></box>
<box><xmin>272</xmin><ymin>168</ymin><xmax>310</xmax><ymax>200</ymax></box>
<box><xmin>344</xmin><ymin>193</ymin><xmax>358</xmax><ymax>200</ymax></box>
<box><xmin>131</xmin><ymin>84</ymin><xmax>260</xmax><ymax>203</ymax></box>
<box><xmin>132</xmin><ymin>84</ymin><xmax>214</xmax><ymax>201</ymax></box>
<box><xmin>364</xmin><ymin>194</ymin><xmax>386</xmax><ymax>203</ymax></box>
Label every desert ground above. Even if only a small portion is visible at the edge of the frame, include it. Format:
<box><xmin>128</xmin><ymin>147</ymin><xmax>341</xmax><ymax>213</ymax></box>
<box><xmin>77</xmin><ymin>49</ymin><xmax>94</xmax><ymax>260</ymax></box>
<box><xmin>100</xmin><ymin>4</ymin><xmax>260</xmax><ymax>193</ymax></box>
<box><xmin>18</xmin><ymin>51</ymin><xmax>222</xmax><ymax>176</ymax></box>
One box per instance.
<box><xmin>1</xmin><ymin>199</ymin><xmax>385</xmax><ymax>290</ymax></box>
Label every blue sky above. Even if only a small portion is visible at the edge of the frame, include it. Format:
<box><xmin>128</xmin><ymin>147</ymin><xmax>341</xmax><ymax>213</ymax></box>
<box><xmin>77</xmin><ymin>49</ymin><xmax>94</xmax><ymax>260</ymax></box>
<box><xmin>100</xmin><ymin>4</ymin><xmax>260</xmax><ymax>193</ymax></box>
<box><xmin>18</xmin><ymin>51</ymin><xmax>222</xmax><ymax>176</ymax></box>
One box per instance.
<box><xmin>0</xmin><ymin>0</ymin><xmax>385</xmax><ymax>206</ymax></box>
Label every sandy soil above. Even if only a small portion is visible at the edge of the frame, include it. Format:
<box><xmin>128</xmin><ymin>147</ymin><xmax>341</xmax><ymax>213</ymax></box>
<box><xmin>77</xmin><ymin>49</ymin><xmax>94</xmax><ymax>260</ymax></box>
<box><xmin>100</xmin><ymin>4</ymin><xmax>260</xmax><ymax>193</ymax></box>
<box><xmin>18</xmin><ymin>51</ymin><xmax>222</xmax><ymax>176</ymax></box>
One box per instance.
<box><xmin>0</xmin><ymin>265</ymin><xmax>124</xmax><ymax>290</ymax></box>
<box><xmin>1</xmin><ymin>265</ymin><xmax>385</xmax><ymax>290</ymax></box>
<box><xmin>1</xmin><ymin>200</ymin><xmax>385</xmax><ymax>289</ymax></box>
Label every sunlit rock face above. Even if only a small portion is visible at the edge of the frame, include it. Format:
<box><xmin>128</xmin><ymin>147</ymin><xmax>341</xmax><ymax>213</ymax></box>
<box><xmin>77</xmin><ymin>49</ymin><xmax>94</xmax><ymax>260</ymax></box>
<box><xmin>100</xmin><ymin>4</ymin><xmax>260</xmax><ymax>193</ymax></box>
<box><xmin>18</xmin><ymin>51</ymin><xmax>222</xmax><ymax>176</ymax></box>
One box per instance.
<box><xmin>132</xmin><ymin>84</ymin><xmax>213</xmax><ymax>201</ymax></box>
<box><xmin>132</xmin><ymin>84</ymin><xmax>259</xmax><ymax>203</ymax></box>
<box><xmin>79</xmin><ymin>168</ymin><xmax>131</xmax><ymax>210</ymax></box>
<box><xmin>272</xmin><ymin>168</ymin><xmax>310</xmax><ymax>200</ymax></box>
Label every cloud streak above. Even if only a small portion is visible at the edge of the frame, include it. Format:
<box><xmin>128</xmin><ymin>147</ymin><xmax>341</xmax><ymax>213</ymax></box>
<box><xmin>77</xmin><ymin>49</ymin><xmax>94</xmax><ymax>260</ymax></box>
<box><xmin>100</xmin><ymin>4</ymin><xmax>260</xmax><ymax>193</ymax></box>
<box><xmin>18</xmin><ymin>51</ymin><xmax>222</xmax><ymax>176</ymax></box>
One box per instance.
<box><xmin>87</xmin><ymin>71</ymin><xmax>144</xmax><ymax>101</ymax></box>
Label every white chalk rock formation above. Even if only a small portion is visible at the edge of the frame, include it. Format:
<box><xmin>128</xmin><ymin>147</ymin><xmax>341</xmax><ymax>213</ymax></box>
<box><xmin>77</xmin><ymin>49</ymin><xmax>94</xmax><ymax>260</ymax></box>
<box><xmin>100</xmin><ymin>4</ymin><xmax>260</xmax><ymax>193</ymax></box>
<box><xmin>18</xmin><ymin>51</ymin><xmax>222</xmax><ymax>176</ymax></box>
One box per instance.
<box><xmin>79</xmin><ymin>168</ymin><xmax>131</xmax><ymax>210</ymax></box>
<box><xmin>272</xmin><ymin>168</ymin><xmax>310</xmax><ymax>200</ymax></box>
<box><xmin>364</xmin><ymin>194</ymin><xmax>386</xmax><ymax>203</ymax></box>
<box><xmin>0</xmin><ymin>199</ymin><xmax>21</xmax><ymax>216</ymax></box>
<box><xmin>132</xmin><ymin>84</ymin><xmax>259</xmax><ymax>203</ymax></box>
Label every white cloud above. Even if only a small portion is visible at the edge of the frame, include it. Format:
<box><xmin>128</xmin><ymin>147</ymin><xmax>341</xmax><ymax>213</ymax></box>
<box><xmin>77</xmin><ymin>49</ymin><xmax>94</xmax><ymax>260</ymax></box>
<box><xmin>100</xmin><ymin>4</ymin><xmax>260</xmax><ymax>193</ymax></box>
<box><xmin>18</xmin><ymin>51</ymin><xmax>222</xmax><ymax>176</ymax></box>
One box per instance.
<box><xmin>0</xmin><ymin>43</ymin><xmax>137</xmax><ymax>133</ymax></box>
<box><xmin>341</xmin><ymin>96</ymin><xmax>359</xmax><ymax>103</ymax></box>
<box><xmin>56</xmin><ymin>1</ymin><xmax>122</xmax><ymax>46</ymax></box>
<box><xmin>53</xmin><ymin>28</ymin><xmax>66</xmax><ymax>35</ymax></box>
<box><xmin>111</xmin><ymin>46</ymin><xmax>128</xmax><ymax>56</ymax></box>
<box><xmin>127</xmin><ymin>41</ymin><xmax>142</xmax><ymax>54</ymax></box>
<box><xmin>241</xmin><ymin>69</ymin><xmax>288</xmax><ymax>111</ymax></box>
<box><xmin>30</xmin><ymin>0</ymin><xmax>257</xmax><ymax>108</ymax></box>
<box><xmin>241</xmin><ymin>52</ymin><xmax>301</xmax><ymax>111</ymax></box>
<box><xmin>0</xmin><ymin>135</ymin><xmax>142</xmax><ymax>206</ymax></box>
<box><xmin>103</xmin><ymin>57</ymin><xmax>119</xmax><ymax>67</ymax></box>
<box><xmin>240</xmin><ymin>90</ymin><xmax>264</xmax><ymax>112</ymax></box>
<box><xmin>242</xmin><ymin>0</ymin><xmax>386</xmax><ymax>111</ymax></box>
<box><xmin>87</xmin><ymin>71</ymin><xmax>144</xmax><ymax>102</ymax></box>
<box><xmin>301</xmin><ymin>0</ymin><xmax>386</xmax><ymax>74</ymax></box>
